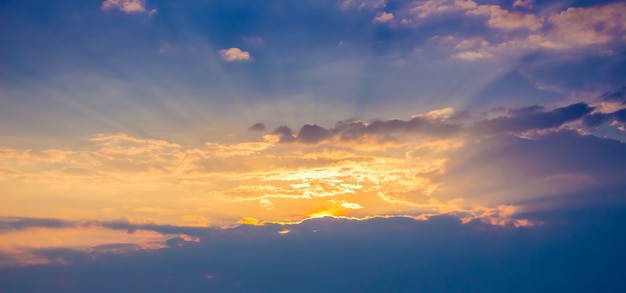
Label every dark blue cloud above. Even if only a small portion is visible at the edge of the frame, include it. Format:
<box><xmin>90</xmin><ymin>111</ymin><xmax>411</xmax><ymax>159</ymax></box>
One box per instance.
<box><xmin>433</xmin><ymin>129</ymin><xmax>626</xmax><ymax>207</ymax></box>
<box><xmin>0</xmin><ymin>217</ymin><xmax>80</xmax><ymax>232</ymax></box>
<box><xmin>601</xmin><ymin>86</ymin><xmax>626</xmax><ymax>104</ymax></box>
<box><xmin>1</xmin><ymin>209</ymin><xmax>626</xmax><ymax>292</ymax></box>
<box><xmin>272</xmin><ymin>125</ymin><xmax>296</xmax><ymax>143</ymax></box>
<box><xmin>583</xmin><ymin>109</ymin><xmax>626</xmax><ymax>127</ymax></box>
<box><xmin>0</xmin><ymin>217</ymin><xmax>216</xmax><ymax>237</ymax></box>
<box><xmin>474</xmin><ymin>103</ymin><xmax>593</xmax><ymax>134</ymax></box>
<box><xmin>272</xmin><ymin>115</ymin><xmax>461</xmax><ymax>144</ymax></box>
<box><xmin>297</xmin><ymin>124</ymin><xmax>331</xmax><ymax>144</ymax></box>
<box><xmin>268</xmin><ymin>101</ymin><xmax>613</xmax><ymax>145</ymax></box>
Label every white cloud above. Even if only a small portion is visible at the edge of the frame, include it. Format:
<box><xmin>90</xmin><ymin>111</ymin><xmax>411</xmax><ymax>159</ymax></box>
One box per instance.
<box><xmin>374</xmin><ymin>12</ymin><xmax>394</xmax><ymax>23</ymax></box>
<box><xmin>101</xmin><ymin>0</ymin><xmax>156</xmax><ymax>15</ymax></box>
<box><xmin>219</xmin><ymin>48</ymin><xmax>251</xmax><ymax>62</ymax></box>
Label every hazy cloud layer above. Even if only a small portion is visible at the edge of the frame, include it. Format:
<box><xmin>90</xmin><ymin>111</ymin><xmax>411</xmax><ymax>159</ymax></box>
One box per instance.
<box><xmin>2</xmin><ymin>98</ymin><xmax>625</xmax><ymax>231</ymax></box>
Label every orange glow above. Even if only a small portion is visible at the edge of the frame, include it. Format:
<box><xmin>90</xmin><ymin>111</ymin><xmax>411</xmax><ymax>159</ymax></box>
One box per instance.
<box><xmin>1</xmin><ymin>128</ymin><xmax>543</xmax><ymax>254</ymax></box>
<box><xmin>237</xmin><ymin>217</ymin><xmax>263</xmax><ymax>226</ymax></box>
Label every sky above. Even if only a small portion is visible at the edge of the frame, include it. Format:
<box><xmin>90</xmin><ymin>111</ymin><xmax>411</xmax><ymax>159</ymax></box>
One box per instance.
<box><xmin>1</xmin><ymin>0</ymin><xmax>626</xmax><ymax>291</ymax></box>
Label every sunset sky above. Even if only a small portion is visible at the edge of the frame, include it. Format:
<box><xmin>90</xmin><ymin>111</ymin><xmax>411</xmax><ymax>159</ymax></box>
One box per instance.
<box><xmin>1</xmin><ymin>0</ymin><xmax>626</xmax><ymax>291</ymax></box>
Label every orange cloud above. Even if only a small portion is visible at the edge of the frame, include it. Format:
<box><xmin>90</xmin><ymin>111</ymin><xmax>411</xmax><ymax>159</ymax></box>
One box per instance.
<box><xmin>4</xmin><ymin>102</ymin><xmax>613</xmax><ymax>228</ymax></box>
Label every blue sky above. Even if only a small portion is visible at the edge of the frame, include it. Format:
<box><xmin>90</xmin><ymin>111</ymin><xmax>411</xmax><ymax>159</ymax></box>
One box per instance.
<box><xmin>3</xmin><ymin>0</ymin><xmax>624</xmax><ymax>145</ymax></box>
<box><xmin>1</xmin><ymin>0</ymin><xmax>626</xmax><ymax>291</ymax></box>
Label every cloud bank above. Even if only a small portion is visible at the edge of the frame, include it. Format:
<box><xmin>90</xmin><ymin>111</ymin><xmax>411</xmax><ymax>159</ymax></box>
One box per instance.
<box><xmin>1</xmin><ymin>209</ymin><xmax>625</xmax><ymax>292</ymax></box>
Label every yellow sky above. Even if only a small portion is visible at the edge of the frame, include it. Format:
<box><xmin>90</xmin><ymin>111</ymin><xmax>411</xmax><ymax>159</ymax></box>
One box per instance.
<box><xmin>0</xmin><ymin>123</ymin><xmax>530</xmax><ymax>228</ymax></box>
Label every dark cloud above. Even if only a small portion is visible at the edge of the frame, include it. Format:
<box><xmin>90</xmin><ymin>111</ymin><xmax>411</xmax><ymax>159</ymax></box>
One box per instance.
<box><xmin>297</xmin><ymin>124</ymin><xmax>330</xmax><ymax>144</ymax></box>
<box><xmin>583</xmin><ymin>112</ymin><xmax>611</xmax><ymax>127</ymax></box>
<box><xmin>507</xmin><ymin>105</ymin><xmax>544</xmax><ymax>117</ymax></box>
<box><xmin>273</xmin><ymin>116</ymin><xmax>460</xmax><ymax>145</ymax></box>
<box><xmin>601</xmin><ymin>86</ymin><xmax>626</xmax><ymax>104</ymax></box>
<box><xmin>0</xmin><ymin>217</ymin><xmax>80</xmax><ymax>232</ymax></box>
<box><xmin>165</xmin><ymin>237</ymin><xmax>187</xmax><ymax>247</ymax></box>
<box><xmin>269</xmin><ymin>102</ymin><xmax>606</xmax><ymax>146</ymax></box>
<box><xmin>0</xmin><ymin>217</ymin><xmax>214</xmax><ymax>238</ymax></box>
<box><xmin>1</xmin><ymin>210</ymin><xmax>626</xmax><ymax>292</ymax></box>
<box><xmin>617</xmin><ymin>109</ymin><xmax>626</xmax><ymax>121</ymax></box>
<box><xmin>474</xmin><ymin>103</ymin><xmax>593</xmax><ymax>134</ymax></box>
<box><xmin>350</xmin><ymin>116</ymin><xmax>460</xmax><ymax>137</ymax></box>
<box><xmin>247</xmin><ymin>123</ymin><xmax>266</xmax><ymax>132</ymax></box>
<box><xmin>98</xmin><ymin>220</ymin><xmax>213</xmax><ymax>237</ymax></box>
<box><xmin>272</xmin><ymin>126</ymin><xmax>296</xmax><ymax>143</ymax></box>
<box><xmin>434</xmin><ymin>130</ymin><xmax>626</xmax><ymax>205</ymax></box>
<box><xmin>583</xmin><ymin>109</ymin><xmax>626</xmax><ymax>128</ymax></box>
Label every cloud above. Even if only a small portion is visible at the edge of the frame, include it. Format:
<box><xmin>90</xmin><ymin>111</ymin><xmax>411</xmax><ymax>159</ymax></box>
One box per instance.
<box><xmin>340</xmin><ymin>0</ymin><xmax>388</xmax><ymax>10</ymax></box>
<box><xmin>465</xmin><ymin>4</ymin><xmax>542</xmax><ymax>31</ymax></box>
<box><xmin>219</xmin><ymin>48</ymin><xmax>251</xmax><ymax>62</ymax></box>
<box><xmin>473</xmin><ymin>103</ymin><xmax>594</xmax><ymax>134</ymax></box>
<box><xmin>601</xmin><ymin>87</ymin><xmax>626</xmax><ymax>104</ymax></box>
<box><xmin>543</xmin><ymin>3</ymin><xmax>626</xmax><ymax>49</ymax></box>
<box><xmin>297</xmin><ymin>124</ymin><xmax>331</xmax><ymax>144</ymax></box>
<box><xmin>373</xmin><ymin>12</ymin><xmax>394</xmax><ymax>23</ymax></box>
<box><xmin>0</xmin><ymin>217</ymin><xmax>79</xmax><ymax>232</ymax></box>
<box><xmin>452</xmin><ymin>50</ymin><xmax>492</xmax><ymax>61</ymax></box>
<box><xmin>513</xmin><ymin>0</ymin><xmax>534</xmax><ymax>9</ymax></box>
<box><xmin>2</xmin><ymin>100</ymin><xmax>624</xmax><ymax>230</ymax></box>
<box><xmin>584</xmin><ymin>109</ymin><xmax>626</xmax><ymax>128</ymax></box>
<box><xmin>409</xmin><ymin>0</ymin><xmax>474</xmax><ymax>20</ymax></box>
<box><xmin>275</xmin><ymin>114</ymin><xmax>461</xmax><ymax>145</ymax></box>
<box><xmin>101</xmin><ymin>0</ymin><xmax>156</xmax><ymax>15</ymax></box>
<box><xmin>340</xmin><ymin>202</ymin><xmax>363</xmax><ymax>209</ymax></box>
<box><xmin>247</xmin><ymin>123</ymin><xmax>266</xmax><ymax>132</ymax></box>
<box><xmin>413</xmin><ymin>1</ymin><xmax>625</xmax><ymax>61</ymax></box>
<box><xmin>408</xmin><ymin>0</ymin><xmax>540</xmax><ymax>31</ymax></box>
<box><xmin>0</xmin><ymin>217</ymin><xmax>212</xmax><ymax>237</ymax></box>
<box><xmin>91</xmin><ymin>243</ymin><xmax>142</xmax><ymax>253</ymax></box>
<box><xmin>437</xmin><ymin>129</ymin><xmax>626</xmax><ymax>207</ymax></box>
<box><xmin>272</xmin><ymin>126</ymin><xmax>297</xmax><ymax>143</ymax></box>
<box><xmin>2</xmin><ymin>210</ymin><xmax>626</xmax><ymax>291</ymax></box>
